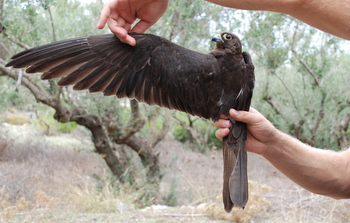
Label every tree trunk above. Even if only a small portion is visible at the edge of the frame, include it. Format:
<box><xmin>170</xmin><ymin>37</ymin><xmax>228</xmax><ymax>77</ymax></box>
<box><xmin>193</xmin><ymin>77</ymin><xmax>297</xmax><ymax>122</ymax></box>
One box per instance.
<box><xmin>102</xmin><ymin>100</ymin><xmax>171</xmax><ymax>187</ymax></box>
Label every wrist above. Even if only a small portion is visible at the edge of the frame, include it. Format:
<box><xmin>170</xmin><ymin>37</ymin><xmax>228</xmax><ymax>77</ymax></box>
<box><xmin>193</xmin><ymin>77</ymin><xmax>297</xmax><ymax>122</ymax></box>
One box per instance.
<box><xmin>261</xmin><ymin>129</ymin><xmax>287</xmax><ymax>157</ymax></box>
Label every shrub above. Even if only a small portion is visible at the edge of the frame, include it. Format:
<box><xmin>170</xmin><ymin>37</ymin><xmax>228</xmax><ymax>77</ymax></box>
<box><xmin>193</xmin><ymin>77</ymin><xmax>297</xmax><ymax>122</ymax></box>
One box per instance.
<box><xmin>172</xmin><ymin>125</ymin><xmax>191</xmax><ymax>143</ymax></box>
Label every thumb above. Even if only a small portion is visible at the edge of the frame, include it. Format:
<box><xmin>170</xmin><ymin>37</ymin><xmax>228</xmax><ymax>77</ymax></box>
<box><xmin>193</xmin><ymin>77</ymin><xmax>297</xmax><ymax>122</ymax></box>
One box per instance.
<box><xmin>229</xmin><ymin>108</ymin><xmax>260</xmax><ymax>125</ymax></box>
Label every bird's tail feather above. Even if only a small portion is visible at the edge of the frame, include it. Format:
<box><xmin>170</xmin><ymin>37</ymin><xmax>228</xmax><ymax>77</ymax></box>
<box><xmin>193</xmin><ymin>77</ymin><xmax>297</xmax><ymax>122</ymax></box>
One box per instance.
<box><xmin>222</xmin><ymin>138</ymin><xmax>236</xmax><ymax>212</ymax></box>
<box><xmin>222</xmin><ymin>119</ymin><xmax>248</xmax><ymax>212</ymax></box>
<box><xmin>229</xmin><ymin>139</ymin><xmax>248</xmax><ymax>208</ymax></box>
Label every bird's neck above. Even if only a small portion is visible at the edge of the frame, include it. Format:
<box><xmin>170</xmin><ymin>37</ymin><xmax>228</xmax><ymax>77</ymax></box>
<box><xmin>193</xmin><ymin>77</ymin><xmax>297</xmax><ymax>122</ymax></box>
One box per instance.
<box><xmin>211</xmin><ymin>49</ymin><xmax>242</xmax><ymax>60</ymax></box>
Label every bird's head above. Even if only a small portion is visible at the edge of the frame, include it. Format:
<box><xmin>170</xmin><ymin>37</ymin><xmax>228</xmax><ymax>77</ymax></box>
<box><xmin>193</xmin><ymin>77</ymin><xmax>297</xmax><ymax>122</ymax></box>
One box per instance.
<box><xmin>212</xmin><ymin>32</ymin><xmax>242</xmax><ymax>56</ymax></box>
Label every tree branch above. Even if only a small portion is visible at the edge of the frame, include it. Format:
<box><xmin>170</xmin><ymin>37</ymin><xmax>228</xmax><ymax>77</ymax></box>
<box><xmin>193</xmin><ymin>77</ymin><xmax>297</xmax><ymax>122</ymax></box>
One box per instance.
<box><xmin>274</xmin><ymin>73</ymin><xmax>302</xmax><ymax>119</ymax></box>
<box><xmin>292</xmin><ymin>50</ymin><xmax>327</xmax><ymax>143</ymax></box>
<box><xmin>101</xmin><ymin>101</ymin><xmax>163</xmax><ymax>184</ymax></box>
<box><xmin>262</xmin><ymin>94</ymin><xmax>281</xmax><ymax>115</ymax></box>
<box><xmin>46</xmin><ymin>5</ymin><xmax>57</xmax><ymax>42</ymax></box>
<box><xmin>1</xmin><ymin>29</ymin><xmax>30</xmax><ymax>50</ymax></box>
<box><xmin>103</xmin><ymin>101</ymin><xmax>146</xmax><ymax>143</ymax></box>
<box><xmin>173</xmin><ymin>114</ymin><xmax>207</xmax><ymax>146</ymax></box>
<box><xmin>292</xmin><ymin>49</ymin><xmax>320</xmax><ymax>87</ymax></box>
<box><xmin>151</xmin><ymin>109</ymin><xmax>171</xmax><ymax>148</ymax></box>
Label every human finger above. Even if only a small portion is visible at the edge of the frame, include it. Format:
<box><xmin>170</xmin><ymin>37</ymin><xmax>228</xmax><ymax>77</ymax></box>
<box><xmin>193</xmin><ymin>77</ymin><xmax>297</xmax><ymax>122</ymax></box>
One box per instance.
<box><xmin>111</xmin><ymin>27</ymin><xmax>136</xmax><ymax>46</ymax></box>
<box><xmin>131</xmin><ymin>20</ymin><xmax>156</xmax><ymax>33</ymax></box>
<box><xmin>107</xmin><ymin>18</ymin><xmax>136</xmax><ymax>46</ymax></box>
<box><xmin>107</xmin><ymin>19</ymin><xmax>126</xmax><ymax>36</ymax></box>
<box><xmin>248</xmin><ymin>107</ymin><xmax>259</xmax><ymax>114</ymax></box>
<box><xmin>97</xmin><ymin>2</ymin><xmax>114</xmax><ymax>29</ymax></box>
<box><xmin>120</xmin><ymin>34</ymin><xmax>137</xmax><ymax>46</ymax></box>
<box><xmin>215</xmin><ymin>128</ymin><xmax>230</xmax><ymax>140</ymax></box>
<box><xmin>220</xmin><ymin>114</ymin><xmax>229</xmax><ymax>119</ymax></box>
<box><xmin>229</xmin><ymin>108</ymin><xmax>261</xmax><ymax>125</ymax></box>
<box><xmin>213</xmin><ymin>118</ymin><xmax>231</xmax><ymax>128</ymax></box>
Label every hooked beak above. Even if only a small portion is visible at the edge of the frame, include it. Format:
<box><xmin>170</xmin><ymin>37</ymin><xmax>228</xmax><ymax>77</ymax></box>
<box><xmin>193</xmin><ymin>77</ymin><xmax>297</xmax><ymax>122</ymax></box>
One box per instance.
<box><xmin>212</xmin><ymin>34</ymin><xmax>224</xmax><ymax>43</ymax></box>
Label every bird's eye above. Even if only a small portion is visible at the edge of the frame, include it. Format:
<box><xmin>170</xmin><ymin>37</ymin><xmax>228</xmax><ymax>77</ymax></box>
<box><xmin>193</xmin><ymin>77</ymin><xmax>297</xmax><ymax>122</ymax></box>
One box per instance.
<box><xmin>223</xmin><ymin>34</ymin><xmax>232</xmax><ymax>40</ymax></box>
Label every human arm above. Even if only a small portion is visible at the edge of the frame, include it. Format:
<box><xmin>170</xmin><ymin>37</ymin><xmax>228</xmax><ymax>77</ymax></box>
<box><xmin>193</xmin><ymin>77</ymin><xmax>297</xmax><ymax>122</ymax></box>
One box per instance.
<box><xmin>206</xmin><ymin>0</ymin><xmax>350</xmax><ymax>40</ymax></box>
<box><xmin>97</xmin><ymin>0</ymin><xmax>169</xmax><ymax>46</ymax></box>
<box><xmin>98</xmin><ymin>0</ymin><xmax>350</xmax><ymax>44</ymax></box>
<box><xmin>214</xmin><ymin>108</ymin><xmax>350</xmax><ymax>199</ymax></box>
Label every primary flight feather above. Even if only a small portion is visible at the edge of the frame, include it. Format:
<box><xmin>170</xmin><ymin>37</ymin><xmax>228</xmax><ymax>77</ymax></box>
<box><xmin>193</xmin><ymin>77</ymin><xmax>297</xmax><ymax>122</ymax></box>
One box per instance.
<box><xmin>6</xmin><ymin>32</ymin><xmax>255</xmax><ymax>212</ymax></box>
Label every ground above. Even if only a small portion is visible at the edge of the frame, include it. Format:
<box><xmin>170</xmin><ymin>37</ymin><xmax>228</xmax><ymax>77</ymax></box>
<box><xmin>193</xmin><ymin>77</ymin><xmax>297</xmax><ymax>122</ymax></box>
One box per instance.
<box><xmin>1</xmin><ymin>123</ymin><xmax>350</xmax><ymax>222</ymax></box>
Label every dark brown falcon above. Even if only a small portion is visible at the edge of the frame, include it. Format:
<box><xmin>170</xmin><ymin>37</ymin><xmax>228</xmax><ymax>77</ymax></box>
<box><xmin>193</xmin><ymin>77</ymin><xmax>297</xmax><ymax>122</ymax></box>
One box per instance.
<box><xmin>6</xmin><ymin>32</ymin><xmax>255</xmax><ymax>212</ymax></box>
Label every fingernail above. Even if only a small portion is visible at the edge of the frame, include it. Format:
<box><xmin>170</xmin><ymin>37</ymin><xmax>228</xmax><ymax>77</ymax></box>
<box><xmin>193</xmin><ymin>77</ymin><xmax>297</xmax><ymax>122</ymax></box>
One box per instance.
<box><xmin>223</xmin><ymin>120</ymin><xmax>230</xmax><ymax>128</ymax></box>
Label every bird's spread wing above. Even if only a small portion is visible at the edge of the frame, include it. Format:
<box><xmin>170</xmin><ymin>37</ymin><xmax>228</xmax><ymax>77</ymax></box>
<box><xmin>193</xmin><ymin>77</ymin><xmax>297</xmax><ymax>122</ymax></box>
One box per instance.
<box><xmin>7</xmin><ymin>32</ymin><xmax>256</xmax><ymax>213</ymax></box>
<box><xmin>6</xmin><ymin>33</ymin><xmax>222</xmax><ymax>120</ymax></box>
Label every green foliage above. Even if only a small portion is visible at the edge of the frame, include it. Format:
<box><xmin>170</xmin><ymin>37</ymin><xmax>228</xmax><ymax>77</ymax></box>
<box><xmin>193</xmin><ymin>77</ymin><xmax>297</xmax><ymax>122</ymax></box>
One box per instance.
<box><xmin>56</xmin><ymin>120</ymin><xmax>78</xmax><ymax>133</ymax></box>
<box><xmin>244</xmin><ymin>12</ymin><xmax>290</xmax><ymax>71</ymax></box>
<box><xmin>208</xmin><ymin>127</ymin><xmax>222</xmax><ymax>148</ymax></box>
<box><xmin>3</xmin><ymin>0</ymin><xmax>104</xmax><ymax>55</ymax></box>
<box><xmin>172</xmin><ymin>112</ymin><xmax>222</xmax><ymax>151</ymax></box>
<box><xmin>172</xmin><ymin>125</ymin><xmax>191</xmax><ymax>143</ymax></box>
<box><xmin>0</xmin><ymin>89</ymin><xmax>20</xmax><ymax>108</ymax></box>
<box><xmin>244</xmin><ymin>12</ymin><xmax>350</xmax><ymax>149</ymax></box>
<box><xmin>32</xmin><ymin>109</ymin><xmax>78</xmax><ymax>134</ymax></box>
<box><xmin>140</xmin><ymin>106</ymin><xmax>167</xmax><ymax>136</ymax></box>
<box><xmin>0</xmin><ymin>78</ymin><xmax>36</xmax><ymax>112</ymax></box>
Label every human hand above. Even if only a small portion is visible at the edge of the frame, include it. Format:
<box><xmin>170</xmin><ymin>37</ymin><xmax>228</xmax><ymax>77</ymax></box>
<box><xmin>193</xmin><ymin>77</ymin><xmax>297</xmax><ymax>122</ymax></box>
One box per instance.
<box><xmin>97</xmin><ymin>0</ymin><xmax>169</xmax><ymax>46</ymax></box>
<box><xmin>214</xmin><ymin>107</ymin><xmax>279</xmax><ymax>155</ymax></box>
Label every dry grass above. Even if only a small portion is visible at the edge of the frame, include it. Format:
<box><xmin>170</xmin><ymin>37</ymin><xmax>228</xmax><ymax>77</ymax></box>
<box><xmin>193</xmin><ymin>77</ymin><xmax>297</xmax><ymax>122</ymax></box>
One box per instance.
<box><xmin>4</xmin><ymin>114</ymin><xmax>30</xmax><ymax>125</ymax></box>
<box><xmin>204</xmin><ymin>181</ymin><xmax>271</xmax><ymax>222</ymax></box>
<box><xmin>0</xmin><ymin>123</ymin><xmax>350</xmax><ymax>222</ymax></box>
<box><xmin>0</xmin><ymin>124</ymin><xmax>108</xmax><ymax>221</ymax></box>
